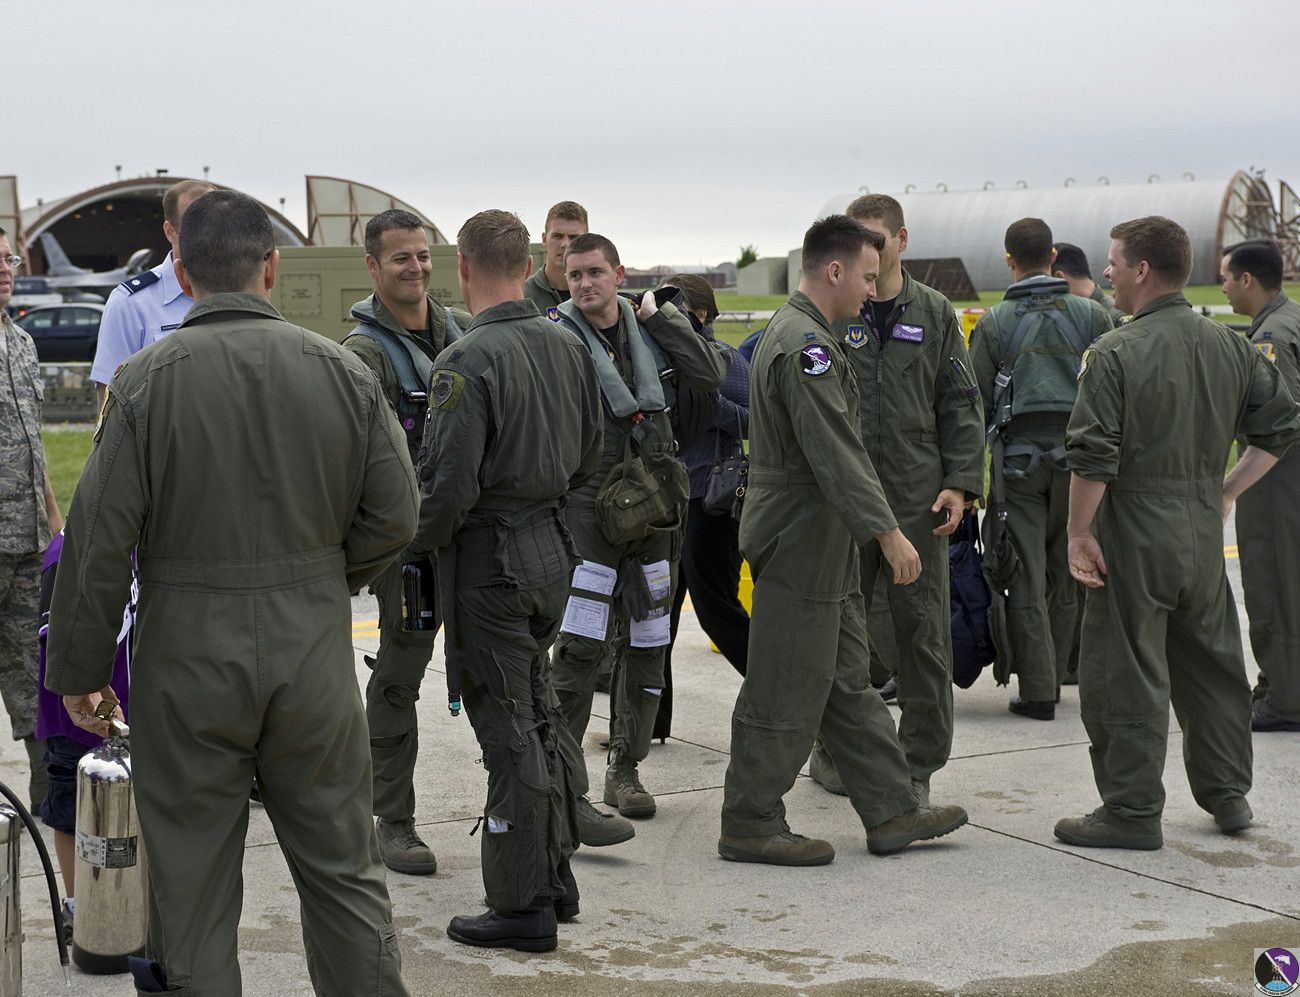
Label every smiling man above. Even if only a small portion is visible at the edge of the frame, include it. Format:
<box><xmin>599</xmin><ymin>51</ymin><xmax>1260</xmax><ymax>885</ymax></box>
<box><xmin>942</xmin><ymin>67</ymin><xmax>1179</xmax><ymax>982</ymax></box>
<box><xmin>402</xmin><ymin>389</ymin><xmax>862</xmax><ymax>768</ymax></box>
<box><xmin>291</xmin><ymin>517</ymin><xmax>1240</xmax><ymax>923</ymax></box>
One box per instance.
<box><xmin>524</xmin><ymin>201</ymin><xmax>588</xmax><ymax>320</ymax></box>
<box><xmin>550</xmin><ymin>232</ymin><xmax>727</xmax><ymax>825</ymax></box>
<box><xmin>1058</xmin><ymin>217</ymin><xmax>1300</xmax><ymax>849</ymax></box>
<box><xmin>344</xmin><ymin>208</ymin><xmax>467</xmax><ymax>876</ymax></box>
<box><xmin>720</xmin><ymin>215</ymin><xmax>968</xmax><ymax>866</ymax></box>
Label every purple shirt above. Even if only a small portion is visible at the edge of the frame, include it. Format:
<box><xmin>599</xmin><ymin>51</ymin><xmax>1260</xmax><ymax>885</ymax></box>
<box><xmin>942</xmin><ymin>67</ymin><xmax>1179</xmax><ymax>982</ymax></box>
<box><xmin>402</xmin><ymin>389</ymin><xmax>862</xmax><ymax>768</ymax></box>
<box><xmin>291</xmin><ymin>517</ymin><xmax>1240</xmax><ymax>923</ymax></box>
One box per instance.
<box><xmin>35</xmin><ymin>533</ymin><xmax>133</xmax><ymax>746</ymax></box>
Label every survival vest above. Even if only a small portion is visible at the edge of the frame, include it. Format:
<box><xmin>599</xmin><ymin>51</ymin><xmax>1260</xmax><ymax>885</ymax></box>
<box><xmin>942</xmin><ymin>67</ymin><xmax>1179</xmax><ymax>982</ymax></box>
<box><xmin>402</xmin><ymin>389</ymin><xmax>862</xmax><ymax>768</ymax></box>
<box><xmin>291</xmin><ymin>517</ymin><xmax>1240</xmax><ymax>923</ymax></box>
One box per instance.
<box><xmin>345</xmin><ymin>309</ymin><xmax>463</xmax><ymax>462</ymax></box>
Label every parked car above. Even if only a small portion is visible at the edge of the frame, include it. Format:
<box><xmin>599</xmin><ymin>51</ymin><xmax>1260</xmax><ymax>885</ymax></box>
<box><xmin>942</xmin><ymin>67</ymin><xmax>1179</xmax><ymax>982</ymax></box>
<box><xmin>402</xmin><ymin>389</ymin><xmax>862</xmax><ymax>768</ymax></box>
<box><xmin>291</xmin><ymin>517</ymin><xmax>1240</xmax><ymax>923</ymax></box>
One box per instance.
<box><xmin>13</xmin><ymin>302</ymin><xmax>105</xmax><ymax>362</ymax></box>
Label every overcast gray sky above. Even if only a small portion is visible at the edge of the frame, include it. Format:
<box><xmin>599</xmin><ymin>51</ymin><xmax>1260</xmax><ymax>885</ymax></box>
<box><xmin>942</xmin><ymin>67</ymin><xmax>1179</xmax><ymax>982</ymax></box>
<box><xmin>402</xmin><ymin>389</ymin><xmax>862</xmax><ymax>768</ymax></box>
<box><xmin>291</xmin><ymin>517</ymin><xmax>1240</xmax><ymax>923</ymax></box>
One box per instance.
<box><xmin>9</xmin><ymin>0</ymin><xmax>1299</xmax><ymax>268</ymax></box>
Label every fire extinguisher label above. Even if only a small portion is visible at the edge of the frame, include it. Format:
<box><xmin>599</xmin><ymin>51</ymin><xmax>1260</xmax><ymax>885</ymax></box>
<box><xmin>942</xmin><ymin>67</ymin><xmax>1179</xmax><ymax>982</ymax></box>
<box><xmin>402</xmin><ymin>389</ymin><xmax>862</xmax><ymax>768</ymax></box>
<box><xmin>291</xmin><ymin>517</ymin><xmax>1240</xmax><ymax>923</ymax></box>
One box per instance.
<box><xmin>77</xmin><ymin>829</ymin><xmax>139</xmax><ymax>869</ymax></box>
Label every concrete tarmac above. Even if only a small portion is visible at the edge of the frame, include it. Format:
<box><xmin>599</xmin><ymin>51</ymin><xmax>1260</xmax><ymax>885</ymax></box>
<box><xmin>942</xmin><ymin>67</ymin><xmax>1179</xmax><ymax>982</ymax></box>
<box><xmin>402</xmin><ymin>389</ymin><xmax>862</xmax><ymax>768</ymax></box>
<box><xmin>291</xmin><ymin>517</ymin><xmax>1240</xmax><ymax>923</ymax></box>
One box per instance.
<box><xmin>7</xmin><ymin>518</ymin><xmax>1298</xmax><ymax>995</ymax></box>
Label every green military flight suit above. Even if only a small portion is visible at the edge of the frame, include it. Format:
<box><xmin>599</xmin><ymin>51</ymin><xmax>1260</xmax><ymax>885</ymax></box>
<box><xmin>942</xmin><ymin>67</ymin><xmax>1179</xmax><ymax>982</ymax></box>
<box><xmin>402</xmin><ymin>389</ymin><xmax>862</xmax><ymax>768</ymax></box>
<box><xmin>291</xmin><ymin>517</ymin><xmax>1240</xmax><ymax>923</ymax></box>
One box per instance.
<box><xmin>550</xmin><ymin>298</ymin><xmax>727</xmax><ymax>771</ymax></box>
<box><xmin>837</xmin><ymin>272</ymin><xmax>985</xmax><ymax>779</ymax></box>
<box><xmin>1090</xmin><ymin>284</ymin><xmax>1125</xmax><ymax>327</ymax></box>
<box><xmin>722</xmin><ymin>291</ymin><xmax>915</xmax><ymax>839</ymax></box>
<box><xmin>345</xmin><ymin>293</ymin><xmax>465</xmax><ymax>825</ymax></box>
<box><xmin>1067</xmin><ymin>293</ymin><xmax>1300</xmax><ymax>821</ymax></box>
<box><xmin>970</xmin><ymin>275</ymin><xmax>1112</xmax><ymax>702</ymax></box>
<box><xmin>46</xmin><ymin>293</ymin><xmax>417</xmax><ymax>996</ymax></box>
<box><xmin>523</xmin><ymin>269</ymin><xmax>569</xmax><ymax>321</ymax></box>
<box><xmin>410</xmin><ymin>299</ymin><xmax>603</xmax><ymax>913</ymax></box>
<box><xmin>1235</xmin><ymin>290</ymin><xmax>1300</xmax><ymax>725</ymax></box>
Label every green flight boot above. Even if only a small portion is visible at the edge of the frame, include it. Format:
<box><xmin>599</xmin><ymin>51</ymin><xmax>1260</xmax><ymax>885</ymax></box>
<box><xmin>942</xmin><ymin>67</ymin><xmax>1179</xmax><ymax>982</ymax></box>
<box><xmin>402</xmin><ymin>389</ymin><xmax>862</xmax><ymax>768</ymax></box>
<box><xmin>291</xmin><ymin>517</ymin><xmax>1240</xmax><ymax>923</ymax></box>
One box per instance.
<box><xmin>376</xmin><ymin>817</ymin><xmax>438</xmax><ymax>875</ymax></box>
<box><xmin>604</xmin><ymin>752</ymin><xmax>656</xmax><ymax>818</ymax></box>
<box><xmin>718</xmin><ymin>831</ymin><xmax>834</xmax><ymax>866</ymax></box>
<box><xmin>575</xmin><ymin>795</ymin><xmax>635</xmax><ymax>846</ymax></box>
<box><xmin>808</xmin><ymin>740</ymin><xmax>847</xmax><ymax>796</ymax></box>
<box><xmin>867</xmin><ymin>804</ymin><xmax>968</xmax><ymax>855</ymax></box>
<box><xmin>1053</xmin><ymin>807</ymin><xmax>1162</xmax><ymax>850</ymax></box>
<box><xmin>1212</xmin><ymin>797</ymin><xmax>1253</xmax><ymax>835</ymax></box>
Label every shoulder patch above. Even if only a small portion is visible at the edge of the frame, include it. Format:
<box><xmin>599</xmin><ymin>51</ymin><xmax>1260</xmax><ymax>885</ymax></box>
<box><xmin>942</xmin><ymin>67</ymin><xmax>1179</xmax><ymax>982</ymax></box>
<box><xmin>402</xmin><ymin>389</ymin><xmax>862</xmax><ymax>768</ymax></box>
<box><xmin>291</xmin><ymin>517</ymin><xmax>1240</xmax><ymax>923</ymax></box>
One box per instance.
<box><xmin>546</xmin><ymin>306</ymin><xmax>560</xmax><ymax>322</ymax></box>
<box><xmin>430</xmin><ymin>370</ymin><xmax>465</xmax><ymax>411</ymax></box>
<box><xmin>846</xmin><ymin>324</ymin><xmax>867</xmax><ymax>350</ymax></box>
<box><xmin>1077</xmin><ymin>347</ymin><xmax>1095</xmax><ymax>381</ymax></box>
<box><xmin>799</xmin><ymin>343</ymin><xmax>833</xmax><ymax>377</ymax></box>
<box><xmin>119</xmin><ymin>271</ymin><xmax>160</xmax><ymax>295</ymax></box>
<box><xmin>1256</xmin><ymin>341</ymin><xmax>1278</xmax><ymax>364</ymax></box>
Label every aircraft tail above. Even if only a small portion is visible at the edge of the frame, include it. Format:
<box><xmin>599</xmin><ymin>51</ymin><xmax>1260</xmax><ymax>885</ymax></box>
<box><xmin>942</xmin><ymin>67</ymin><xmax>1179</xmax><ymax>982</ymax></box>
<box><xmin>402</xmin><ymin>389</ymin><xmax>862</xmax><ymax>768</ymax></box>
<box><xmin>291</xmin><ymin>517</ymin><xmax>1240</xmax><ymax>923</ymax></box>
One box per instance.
<box><xmin>38</xmin><ymin>232</ymin><xmax>90</xmax><ymax>276</ymax></box>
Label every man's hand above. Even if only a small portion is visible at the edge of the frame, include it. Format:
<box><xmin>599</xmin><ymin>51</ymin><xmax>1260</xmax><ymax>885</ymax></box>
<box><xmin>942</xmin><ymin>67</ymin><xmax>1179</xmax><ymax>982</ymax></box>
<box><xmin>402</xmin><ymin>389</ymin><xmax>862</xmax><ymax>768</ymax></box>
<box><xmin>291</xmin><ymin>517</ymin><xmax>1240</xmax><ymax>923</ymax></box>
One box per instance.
<box><xmin>63</xmin><ymin>686</ymin><xmax>124</xmax><ymax>740</ymax></box>
<box><xmin>1067</xmin><ymin>532</ymin><xmax>1107</xmax><ymax>588</ymax></box>
<box><xmin>878</xmin><ymin>527</ymin><xmax>922</xmax><ymax>585</ymax></box>
<box><xmin>636</xmin><ymin>288</ymin><xmax>664</xmax><ymax>322</ymax></box>
<box><xmin>930</xmin><ymin>488</ymin><xmax>967</xmax><ymax>536</ymax></box>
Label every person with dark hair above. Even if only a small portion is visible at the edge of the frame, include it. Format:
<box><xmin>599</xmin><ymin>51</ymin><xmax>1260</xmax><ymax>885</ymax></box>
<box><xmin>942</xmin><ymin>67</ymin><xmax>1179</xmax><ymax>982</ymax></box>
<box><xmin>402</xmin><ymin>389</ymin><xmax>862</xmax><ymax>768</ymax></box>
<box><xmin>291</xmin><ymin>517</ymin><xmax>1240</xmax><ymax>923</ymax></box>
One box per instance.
<box><xmin>970</xmin><ymin>218</ymin><xmax>1113</xmax><ymax>721</ymax></box>
<box><xmin>0</xmin><ymin>226</ymin><xmax>62</xmax><ymax>813</ymax></box>
<box><xmin>549</xmin><ymin>233</ymin><xmax>728</xmax><ymax>822</ymax></box>
<box><xmin>658</xmin><ymin>273</ymin><xmax>751</xmax><ymax>738</ymax></box>
<box><xmin>1052</xmin><ymin>242</ymin><xmax>1123</xmax><ymax>325</ymax></box>
<box><xmin>343</xmin><ymin>207</ymin><xmax>470</xmax><ymax>875</ymax></box>
<box><xmin>1221</xmin><ymin>239</ymin><xmax>1300</xmax><ymax>733</ymax></box>
<box><xmin>46</xmin><ymin>189</ymin><xmax>418</xmax><ymax>994</ymax></box>
<box><xmin>806</xmin><ymin>195</ymin><xmax>984</xmax><ymax>804</ymax></box>
<box><xmin>525</xmin><ymin>200</ymin><xmax>589</xmax><ymax>319</ymax></box>
<box><xmin>90</xmin><ymin>178</ymin><xmax>218</xmax><ymax>408</ymax></box>
<box><xmin>1055</xmin><ymin>216</ymin><xmax>1300</xmax><ymax>848</ymax></box>
<box><xmin>407</xmin><ymin>209</ymin><xmax>603</xmax><ymax>952</ymax></box>
<box><xmin>719</xmin><ymin>215</ymin><xmax>968</xmax><ymax>866</ymax></box>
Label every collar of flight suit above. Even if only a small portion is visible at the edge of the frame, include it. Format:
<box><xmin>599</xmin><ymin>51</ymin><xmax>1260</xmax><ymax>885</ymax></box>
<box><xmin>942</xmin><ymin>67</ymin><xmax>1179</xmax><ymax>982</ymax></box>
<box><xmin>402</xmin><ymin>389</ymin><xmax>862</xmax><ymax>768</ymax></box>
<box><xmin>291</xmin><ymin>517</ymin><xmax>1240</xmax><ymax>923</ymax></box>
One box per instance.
<box><xmin>178</xmin><ymin>292</ymin><xmax>287</xmax><ymax>328</ymax></box>
<box><xmin>1130</xmin><ymin>291</ymin><xmax>1191</xmax><ymax>321</ymax></box>
<box><xmin>787</xmin><ymin>290</ymin><xmax>833</xmax><ymax>333</ymax></box>
<box><xmin>464</xmin><ymin>298</ymin><xmax>542</xmax><ymax>333</ymax></box>
<box><xmin>1250</xmin><ymin>291</ymin><xmax>1293</xmax><ymax>335</ymax></box>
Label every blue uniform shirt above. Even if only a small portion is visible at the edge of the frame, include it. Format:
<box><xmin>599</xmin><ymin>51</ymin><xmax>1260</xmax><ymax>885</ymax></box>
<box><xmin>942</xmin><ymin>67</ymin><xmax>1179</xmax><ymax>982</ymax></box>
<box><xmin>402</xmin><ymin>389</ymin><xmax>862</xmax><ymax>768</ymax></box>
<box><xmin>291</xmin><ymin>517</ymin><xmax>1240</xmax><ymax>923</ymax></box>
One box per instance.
<box><xmin>89</xmin><ymin>252</ymin><xmax>193</xmax><ymax>385</ymax></box>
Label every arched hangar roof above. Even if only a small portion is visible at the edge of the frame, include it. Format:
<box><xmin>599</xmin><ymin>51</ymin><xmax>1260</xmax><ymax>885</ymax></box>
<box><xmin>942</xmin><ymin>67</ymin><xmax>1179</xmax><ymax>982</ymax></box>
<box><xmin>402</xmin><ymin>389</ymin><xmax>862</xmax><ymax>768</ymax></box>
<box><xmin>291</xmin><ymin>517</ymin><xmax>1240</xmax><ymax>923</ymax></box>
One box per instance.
<box><xmin>819</xmin><ymin>172</ymin><xmax>1277</xmax><ymax>289</ymax></box>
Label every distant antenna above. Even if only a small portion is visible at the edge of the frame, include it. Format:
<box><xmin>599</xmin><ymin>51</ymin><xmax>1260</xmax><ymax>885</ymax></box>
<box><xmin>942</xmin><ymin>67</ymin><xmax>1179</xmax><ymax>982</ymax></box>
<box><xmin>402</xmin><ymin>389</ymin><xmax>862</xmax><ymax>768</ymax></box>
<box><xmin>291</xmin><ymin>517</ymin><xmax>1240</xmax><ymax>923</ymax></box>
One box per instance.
<box><xmin>983</xmin><ymin>181</ymin><xmax>995</xmax><ymax>190</ymax></box>
<box><xmin>936</xmin><ymin>182</ymin><xmax>948</xmax><ymax>192</ymax></box>
<box><xmin>279</xmin><ymin>198</ymin><xmax>287</xmax><ymax>215</ymax></box>
<box><xmin>115</xmin><ymin>164</ymin><xmax>122</xmax><ymax>180</ymax></box>
<box><xmin>156</xmin><ymin>168</ymin><xmax>169</xmax><ymax>177</ymax></box>
<box><xmin>904</xmin><ymin>184</ymin><xmax>915</xmax><ymax>193</ymax></box>
<box><xmin>1182</xmin><ymin>171</ymin><xmax>1195</xmax><ymax>181</ymax></box>
<box><xmin>1098</xmin><ymin>176</ymin><xmax>1110</xmax><ymax>185</ymax></box>
<box><xmin>1063</xmin><ymin>177</ymin><xmax>1075</xmax><ymax>186</ymax></box>
<box><xmin>1015</xmin><ymin>179</ymin><xmax>1028</xmax><ymax>188</ymax></box>
<box><xmin>1147</xmin><ymin>174</ymin><xmax>1160</xmax><ymax>183</ymax></box>
<box><xmin>858</xmin><ymin>186</ymin><xmax>869</xmax><ymax>193</ymax></box>
<box><xmin>203</xmin><ymin>165</ymin><xmax>211</xmax><ymax>180</ymax></box>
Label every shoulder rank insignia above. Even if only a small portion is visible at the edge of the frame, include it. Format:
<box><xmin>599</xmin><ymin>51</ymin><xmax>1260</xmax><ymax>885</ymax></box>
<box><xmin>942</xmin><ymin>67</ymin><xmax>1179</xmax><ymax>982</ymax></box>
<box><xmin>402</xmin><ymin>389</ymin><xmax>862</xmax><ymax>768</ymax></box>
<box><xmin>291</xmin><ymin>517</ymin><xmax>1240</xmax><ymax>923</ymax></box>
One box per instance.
<box><xmin>120</xmin><ymin>271</ymin><xmax>161</xmax><ymax>295</ymax></box>
<box><xmin>799</xmin><ymin>343</ymin><xmax>833</xmax><ymax>377</ymax></box>
<box><xmin>846</xmin><ymin>324</ymin><xmax>867</xmax><ymax>349</ymax></box>
<box><xmin>430</xmin><ymin>370</ymin><xmax>465</xmax><ymax>411</ymax></box>
<box><xmin>803</xmin><ymin>331</ymin><xmax>817</xmax><ymax>341</ymax></box>
<box><xmin>1256</xmin><ymin>341</ymin><xmax>1278</xmax><ymax>364</ymax></box>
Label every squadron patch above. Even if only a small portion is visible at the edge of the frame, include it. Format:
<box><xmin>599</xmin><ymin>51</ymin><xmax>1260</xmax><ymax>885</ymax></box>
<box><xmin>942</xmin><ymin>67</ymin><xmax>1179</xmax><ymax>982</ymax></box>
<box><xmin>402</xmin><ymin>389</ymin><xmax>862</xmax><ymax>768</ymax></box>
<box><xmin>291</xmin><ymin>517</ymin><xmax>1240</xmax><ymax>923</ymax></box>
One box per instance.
<box><xmin>799</xmin><ymin>344</ymin><xmax>833</xmax><ymax>376</ymax></box>
<box><xmin>846</xmin><ymin>324</ymin><xmax>867</xmax><ymax>349</ymax></box>
<box><xmin>546</xmin><ymin>306</ymin><xmax>560</xmax><ymax>322</ymax></box>
<box><xmin>1257</xmin><ymin>341</ymin><xmax>1278</xmax><ymax>364</ymax></box>
<box><xmin>1077</xmin><ymin>347</ymin><xmax>1095</xmax><ymax>381</ymax></box>
<box><xmin>430</xmin><ymin>370</ymin><xmax>465</xmax><ymax>411</ymax></box>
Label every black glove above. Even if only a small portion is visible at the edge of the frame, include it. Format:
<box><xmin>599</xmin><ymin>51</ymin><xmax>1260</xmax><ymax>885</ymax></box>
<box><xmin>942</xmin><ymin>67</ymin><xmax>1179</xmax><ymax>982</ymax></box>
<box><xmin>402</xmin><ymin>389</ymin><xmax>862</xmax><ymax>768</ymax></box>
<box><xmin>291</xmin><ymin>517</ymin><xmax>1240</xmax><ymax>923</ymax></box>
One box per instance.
<box><xmin>615</xmin><ymin>556</ymin><xmax>655</xmax><ymax>622</ymax></box>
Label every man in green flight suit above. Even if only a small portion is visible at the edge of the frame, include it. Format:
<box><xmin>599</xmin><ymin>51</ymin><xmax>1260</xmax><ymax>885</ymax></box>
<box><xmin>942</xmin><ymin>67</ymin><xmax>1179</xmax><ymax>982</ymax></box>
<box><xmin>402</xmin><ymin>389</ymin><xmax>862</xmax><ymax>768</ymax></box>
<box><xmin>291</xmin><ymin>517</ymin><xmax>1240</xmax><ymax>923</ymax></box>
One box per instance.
<box><xmin>970</xmin><ymin>219</ymin><xmax>1113</xmax><ymax>720</ymax></box>
<box><xmin>550</xmin><ymin>232</ymin><xmax>728</xmax><ymax>820</ymax></box>
<box><xmin>47</xmin><ymin>190</ymin><xmax>416</xmax><ymax>994</ymax></box>
<box><xmin>409</xmin><ymin>209</ymin><xmax>604</xmax><ymax>952</ymax></box>
<box><xmin>1220</xmin><ymin>239</ymin><xmax>1300</xmax><ymax>733</ymax></box>
<box><xmin>719</xmin><ymin>215</ymin><xmax>968</xmax><ymax>866</ymax></box>
<box><xmin>809</xmin><ymin>195</ymin><xmax>985</xmax><ymax>804</ymax></box>
<box><xmin>344</xmin><ymin>208</ymin><xmax>468</xmax><ymax>875</ymax></box>
<box><xmin>1057</xmin><ymin>216</ymin><xmax>1300</xmax><ymax>849</ymax></box>
<box><xmin>523</xmin><ymin>200</ymin><xmax>588</xmax><ymax>320</ymax></box>
<box><xmin>1052</xmin><ymin>242</ymin><xmax>1126</xmax><ymax>327</ymax></box>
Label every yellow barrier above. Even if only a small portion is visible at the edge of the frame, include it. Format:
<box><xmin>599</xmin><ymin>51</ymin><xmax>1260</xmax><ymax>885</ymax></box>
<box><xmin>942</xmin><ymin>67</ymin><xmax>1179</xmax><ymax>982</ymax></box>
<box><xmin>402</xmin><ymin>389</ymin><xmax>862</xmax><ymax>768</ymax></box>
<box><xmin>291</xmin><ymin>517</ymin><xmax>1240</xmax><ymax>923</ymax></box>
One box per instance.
<box><xmin>959</xmin><ymin>308</ymin><xmax>987</xmax><ymax>346</ymax></box>
<box><xmin>709</xmin><ymin>560</ymin><xmax>754</xmax><ymax>654</ymax></box>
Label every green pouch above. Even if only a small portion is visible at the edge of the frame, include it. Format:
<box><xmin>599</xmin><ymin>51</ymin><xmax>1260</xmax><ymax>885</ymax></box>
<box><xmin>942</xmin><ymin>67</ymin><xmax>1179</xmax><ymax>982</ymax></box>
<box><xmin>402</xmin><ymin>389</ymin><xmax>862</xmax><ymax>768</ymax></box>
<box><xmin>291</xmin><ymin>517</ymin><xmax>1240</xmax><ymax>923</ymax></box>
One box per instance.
<box><xmin>595</xmin><ymin>437</ymin><xmax>687</xmax><ymax>546</ymax></box>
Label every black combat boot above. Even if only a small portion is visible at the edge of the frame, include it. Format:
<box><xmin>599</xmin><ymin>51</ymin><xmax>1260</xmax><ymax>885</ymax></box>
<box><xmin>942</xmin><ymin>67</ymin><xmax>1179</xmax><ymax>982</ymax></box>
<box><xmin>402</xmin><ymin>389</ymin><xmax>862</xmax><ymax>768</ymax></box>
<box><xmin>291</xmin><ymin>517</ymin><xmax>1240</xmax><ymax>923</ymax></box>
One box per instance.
<box><xmin>447</xmin><ymin>902</ymin><xmax>558</xmax><ymax>952</ymax></box>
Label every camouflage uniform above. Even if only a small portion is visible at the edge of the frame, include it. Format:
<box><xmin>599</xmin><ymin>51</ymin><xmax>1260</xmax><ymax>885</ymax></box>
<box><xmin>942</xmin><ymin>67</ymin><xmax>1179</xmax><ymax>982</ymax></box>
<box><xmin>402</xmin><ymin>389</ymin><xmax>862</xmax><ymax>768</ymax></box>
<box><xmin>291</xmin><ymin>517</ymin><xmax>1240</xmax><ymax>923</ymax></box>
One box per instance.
<box><xmin>0</xmin><ymin>312</ymin><xmax>48</xmax><ymax>744</ymax></box>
